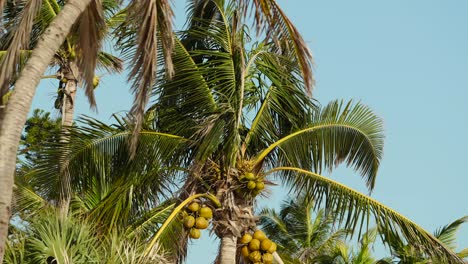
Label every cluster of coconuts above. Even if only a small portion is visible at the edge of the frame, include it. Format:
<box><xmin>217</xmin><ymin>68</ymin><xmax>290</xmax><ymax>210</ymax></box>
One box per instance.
<box><xmin>239</xmin><ymin>230</ymin><xmax>277</xmax><ymax>264</ymax></box>
<box><xmin>238</xmin><ymin>172</ymin><xmax>265</xmax><ymax>196</ymax></box>
<box><xmin>183</xmin><ymin>202</ymin><xmax>213</xmax><ymax>239</ymax></box>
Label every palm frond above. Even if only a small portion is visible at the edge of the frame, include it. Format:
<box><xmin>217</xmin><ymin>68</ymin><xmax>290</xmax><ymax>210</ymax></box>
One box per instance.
<box><xmin>97</xmin><ymin>51</ymin><xmax>123</xmax><ymax>73</ymax></box>
<box><xmin>266</xmin><ymin>166</ymin><xmax>464</xmax><ymax>263</ymax></box>
<box><xmin>238</xmin><ymin>0</ymin><xmax>314</xmax><ymax>92</ymax></box>
<box><xmin>433</xmin><ymin>215</ymin><xmax>468</xmax><ymax>250</ymax></box>
<box><xmin>27</xmin><ymin>116</ymin><xmax>189</xmax><ymax>206</ymax></box>
<box><xmin>0</xmin><ymin>0</ymin><xmax>42</xmax><ymax>97</ymax></box>
<box><xmin>256</xmin><ymin>100</ymin><xmax>384</xmax><ymax>191</ymax></box>
<box><xmin>76</xmin><ymin>0</ymin><xmax>106</xmax><ymax>109</ymax></box>
<box><xmin>116</xmin><ymin>0</ymin><xmax>175</xmax><ymax>154</ymax></box>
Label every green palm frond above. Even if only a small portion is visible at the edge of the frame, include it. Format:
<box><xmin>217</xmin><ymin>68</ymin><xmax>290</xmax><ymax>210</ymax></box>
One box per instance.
<box><xmin>12</xmin><ymin>182</ymin><xmax>48</xmax><ymax>217</ymax></box>
<box><xmin>266</xmin><ymin>167</ymin><xmax>464</xmax><ymax>263</ymax></box>
<box><xmin>257</xmin><ymin>100</ymin><xmax>384</xmax><ymax>191</ymax></box>
<box><xmin>244</xmin><ymin>47</ymin><xmax>316</xmax><ymax>155</ymax></box>
<box><xmin>237</xmin><ymin>0</ymin><xmax>314</xmax><ymax>91</ymax></box>
<box><xmin>97</xmin><ymin>51</ymin><xmax>124</xmax><ymax>73</ymax></box>
<box><xmin>28</xmin><ymin>116</ymin><xmax>188</xmax><ymax>205</ymax></box>
<box><xmin>433</xmin><ymin>216</ymin><xmax>468</xmax><ymax>250</ymax></box>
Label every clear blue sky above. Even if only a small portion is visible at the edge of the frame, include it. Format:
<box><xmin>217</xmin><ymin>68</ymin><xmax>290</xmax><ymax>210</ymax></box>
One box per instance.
<box><xmin>30</xmin><ymin>0</ymin><xmax>468</xmax><ymax>262</ymax></box>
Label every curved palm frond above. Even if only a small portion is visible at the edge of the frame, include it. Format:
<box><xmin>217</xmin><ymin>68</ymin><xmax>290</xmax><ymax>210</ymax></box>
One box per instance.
<box><xmin>237</xmin><ymin>0</ymin><xmax>314</xmax><ymax>92</ymax></box>
<box><xmin>0</xmin><ymin>0</ymin><xmax>42</xmax><ymax>96</ymax></box>
<box><xmin>244</xmin><ymin>48</ymin><xmax>316</xmax><ymax>156</ymax></box>
<box><xmin>115</xmin><ymin>0</ymin><xmax>175</xmax><ymax>153</ymax></box>
<box><xmin>266</xmin><ymin>167</ymin><xmax>464</xmax><ymax>263</ymax></box>
<box><xmin>433</xmin><ymin>216</ymin><xmax>468</xmax><ymax>250</ymax></box>
<box><xmin>257</xmin><ymin>100</ymin><xmax>384</xmax><ymax>191</ymax></box>
<box><xmin>27</xmin><ymin>116</ymin><xmax>188</xmax><ymax>205</ymax></box>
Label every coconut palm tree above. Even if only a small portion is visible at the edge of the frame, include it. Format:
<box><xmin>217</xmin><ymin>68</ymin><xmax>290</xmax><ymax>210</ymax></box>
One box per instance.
<box><xmin>327</xmin><ymin>228</ymin><xmax>387</xmax><ymax>264</ymax></box>
<box><xmin>259</xmin><ymin>195</ymin><xmax>349</xmax><ymax>263</ymax></box>
<box><xmin>27</xmin><ymin>2</ymin><xmax>464</xmax><ymax>263</ymax></box>
<box><xmin>0</xmin><ymin>0</ymin><xmax>311</xmax><ymax>260</ymax></box>
<box><xmin>0</xmin><ymin>0</ymin><xmax>124</xmax><ymax>216</ymax></box>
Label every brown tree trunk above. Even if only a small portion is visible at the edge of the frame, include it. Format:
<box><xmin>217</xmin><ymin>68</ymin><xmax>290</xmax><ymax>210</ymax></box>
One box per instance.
<box><xmin>219</xmin><ymin>234</ymin><xmax>237</xmax><ymax>264</ymax></box>
<box><xmin>57</xmin><ymin>62</ymin><xmax>78</xmax><ymax>217</ymax></box>
<box><xmin>0</xmin><ymin>1</ymin><xmax>91</xmax><ymax>262</ymax></box>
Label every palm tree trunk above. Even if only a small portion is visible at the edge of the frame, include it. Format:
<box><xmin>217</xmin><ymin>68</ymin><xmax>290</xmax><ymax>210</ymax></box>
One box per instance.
<box><xmin>219</xmin><ymin>235</ymin><xmax>237</xmax><ymax>264</ymax></box>
<box><xmin>57</xmin><ymin>63</ymin><xmax>78</xmax><ymax>216</ymax></box>
<box><xmin>0</xmin><ymin>1</ymin><xmax>92</xmax><ymax>262</ymax></box>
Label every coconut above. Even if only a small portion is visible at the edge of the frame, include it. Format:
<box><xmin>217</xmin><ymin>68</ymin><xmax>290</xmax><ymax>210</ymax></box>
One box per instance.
<box><xmin>241</xmin><ymin>246</ymin><xmax>250</xmax><ymax>257</ymax></box>
<box><xmin>187</xmin><ymin>202</ymin><xmax>200</xmax><ymax>212</ymax></box>
<box><xmin>267</xmin><ymin>241</ymin><xmax>277</xmax><ymax>253</ymax></box>
<box><xmin>189</xmin><ymin>228</ymin><xmax>201</xmax><ymax>239</ymax></box>
<box><xmin>183</xmin><ymin>215</ymin><xmax>195</xmax><ymax>229</ymax></box>
<box><xmin>247</xmin><ymin>181</ymin><xmax>256</xmax><ymax>190</ymax></box>
<box><xmin>262</xmin><ymin>252</ymin><xmax>274</xmax><ymax>264</ymax></box>
<box><xmin>248</xmin><ymin>250</ymin><xmax>262</xmax><ymax>262</ymax></box>
<box><xmin>253</xmin><ymin>230</ymin><xmax>267</xmax><ymax>241</ymax></box>
<box><xmin>248</xmin><ymin>239</ymin><xmax>261</xmax><ymax>251</ymax></box>
<box><xmin>260</xmin><ymin>239</ymin><xmax>273</xmax><ymax>251</ymax></box>
<box><xmin>244</xmin><ymin>172</ymin><xmax>256</xmax><ymax>180</ymax></box>
<box><xmin>199</xmin><ymin>207</ymin><xmax>213</xmax><ymax>219</ymax></box>
<box><xmin>240</xmin><ymin>233</ymin><xmax>253</xmax><ymax>244</ymax></box>
<box><xmin>195</xmin><ymin>217</ymin><xmax>209</xmax><ymax>229</ymax></box>
<box><xmin>255</xmin><ymin>181</ymin><xmax>265</xmax><ymax>191</ymax></box>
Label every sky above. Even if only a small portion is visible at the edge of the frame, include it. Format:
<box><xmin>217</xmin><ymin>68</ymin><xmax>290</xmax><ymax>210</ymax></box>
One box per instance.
<box><xmin>29</xmin><ymin>0</ymin><xmax>468</xmax><ymax>262</ymax></box>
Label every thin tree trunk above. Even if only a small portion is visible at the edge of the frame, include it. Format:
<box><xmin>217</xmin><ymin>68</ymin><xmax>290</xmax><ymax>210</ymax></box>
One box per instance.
<box><xmin>0</xmin><ymin>1</ymin><xmax>91</xmax><ymax>262</ymax></box>
<box><xmin>57</xmin><ymin>62</ymin><xmax>78</xmax><ymax>216</ymax></box>
<box><xmin>219</xmin><ymin>235</ymin><xmax>237</xmax><ymax>264</ymax></box>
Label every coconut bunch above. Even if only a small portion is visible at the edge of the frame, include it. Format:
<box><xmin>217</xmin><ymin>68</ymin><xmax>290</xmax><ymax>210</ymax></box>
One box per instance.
<box><xmin>239</xmin><ymin>230</ymin><xmax>277</xmax><ymax>264</ymax></box>
<box><xmin>183</xmin><ymin>201</ymin><xmax>213</xmax><ymax>239</ymax></box>
<box><xmin>236</xmin><ymin>172</ymin><xmax>266</xmax><ymax>197</ymax></box>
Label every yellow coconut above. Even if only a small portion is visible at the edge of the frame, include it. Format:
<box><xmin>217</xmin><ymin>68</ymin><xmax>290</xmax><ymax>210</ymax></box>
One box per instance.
<box><xmin>199</xmin><ymin>207</ymin><xmax>213</xmax><ymax>219</ymax></box>
<box><xmin>187</xmin><ymin>202</ymin><xmax>200</xmax><ymax>212</ymax></box>
<box><xmin>253</xmin><ymin>230</ymin><xmax>267</xmax><ymax>241</ymax></box>
<box><xmin>248</xmin><ymin>250</ymin><xmax>262</xmax><ymax>262</ymax></box>
<box><xmin>244</xmin><ymin>172</ymin><xmax>256</xmax><ymax>180</ymax></box>
<box><xmin>248</xmin><ymin>239</ymin><xmax>261</xmax><ymax>251</ymax></box>
<box><xmin>255</xmin><ymin>181</ymin><xmax>265</xmax><ymax>191</ymax></box>
<box><xmin>260</xmin><ymin>239</ymin><xmax>273</xmax><ymax>251</ymax></box>
<box><xmin>262</xmin><ymin>252</ymin><xmax>274</xmax><ymax>264</ymax></box>
<box><xmin>241</xmin><ymin>246</ymin><xmax>250</xmax><ymax>257</ymax></box>
<box><xmin>195</xmin><ymin>217</ymin><xmax>209</xmax><ymax>229</ymax></box>
<box><xmin>240</xmin><ymin>233</ymin><xmax>253</xmax><ymax>244</ymax></box>
<box><xmin>183</xmin><ymin>215</ymin><xmax>196</xmax><ymax>229</ymax></box>
<box><xmin>247</xmin><ymin>181</ymin><xmax>256</xmax><ymax>190</ymax></box>
<box><xmin>189</xmin><ymin>228</ymin><xmax>201</xmax><ymax>239</ymax></box>
<box><xmin>267</xmin><ymin>241</ymin><xmax>277</xmax><ymax>253</ymax></box>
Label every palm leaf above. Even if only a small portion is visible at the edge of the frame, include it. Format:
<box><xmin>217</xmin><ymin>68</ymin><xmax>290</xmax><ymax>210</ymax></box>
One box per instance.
<box><xmin>238</xmin><ymin>0</ymin><xmax>314</xmax><ymax>92</ymax></box>
<box><xmin>266</xmin><ymin>166</ymin><xmax>464</xmax><ymax>263</ymax></box>
<box><xmin>433</xmin><ymin>215</ymin><xmax>468</xmax><ymax>250</ymax></box>
<box><xmin>76</xmin><ymin>0</ymin><xmax>106</xmax><ymax>109</ymax></box>
<box><xmin>116</xmin><ymin>0</ymin><xmax>175</xmax><ymax>154</ymax></box>
<box><xmin>256</xmin><ymin>100</ymin><xmax>384</xmax><ymax>191</ymax></box>
<box><xmin>0</xmin><ymin>0</ymin><xmax>42</xmax><ymax>97</ymax></box>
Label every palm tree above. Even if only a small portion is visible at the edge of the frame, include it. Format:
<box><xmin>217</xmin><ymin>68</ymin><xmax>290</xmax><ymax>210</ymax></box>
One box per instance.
<box><xmin>29</xmin><ymin>2</ymin><xmax>463</xmax><ymax>263</ymax></box>
<box><xmin>4</xmin><ymin>209</ymin><xmax>170</xmax><ymax>264</ymax></box>
<box><xmin>327</xmin><ymin>228</ymin><xmax>386</xmax><ymax>264</ymax></box>
<box><xmin>0</xmin><ymin>0</ymin><xmax>311</xmax><ymax>260</ymax></box>
<box><xmin>0</xmin><ymin>0</ymin><xmax>123</xmax><ymax>215</ymax></box>
<box><xmin>259</xmin><ymin>195</ymin><xmax>349</xmax><ymax>263</ymax></box>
